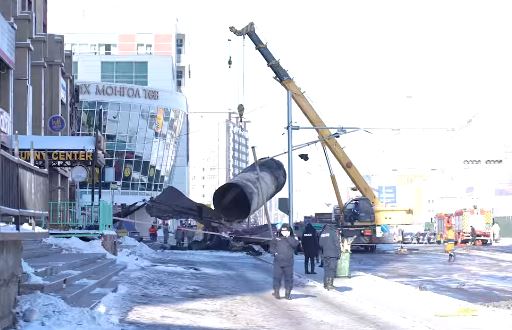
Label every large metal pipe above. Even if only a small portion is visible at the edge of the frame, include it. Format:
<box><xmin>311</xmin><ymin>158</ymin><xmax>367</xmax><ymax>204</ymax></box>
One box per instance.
<box><xmin>213</xmin><ymin>158</ymin><xmax>286</xmax><ymax>222</ymax></box>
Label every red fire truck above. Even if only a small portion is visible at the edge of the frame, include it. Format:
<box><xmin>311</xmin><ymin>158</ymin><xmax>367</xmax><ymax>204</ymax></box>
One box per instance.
<box><xmin>436</xmin><ymin>208</ymin><xmax>492</xmax><ymax>245</ymax></box>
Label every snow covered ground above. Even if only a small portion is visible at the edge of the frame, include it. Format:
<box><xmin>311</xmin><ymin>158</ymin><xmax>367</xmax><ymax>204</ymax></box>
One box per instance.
<box><xmin>15</xmin><ymin>237</ymin><xmax>512</xmax><ymax>330</ymax></box>
<box><xmin>0</xmin><ymin>223</ymin><xmax>47</xmax><ymax>233</ymax></box>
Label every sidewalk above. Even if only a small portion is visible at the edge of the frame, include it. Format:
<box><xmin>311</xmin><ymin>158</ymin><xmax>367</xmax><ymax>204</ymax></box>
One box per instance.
<box><xmin>256</xmin><ymin>252</ymin><xmax>512</xmax><ymax>330</ymax></box>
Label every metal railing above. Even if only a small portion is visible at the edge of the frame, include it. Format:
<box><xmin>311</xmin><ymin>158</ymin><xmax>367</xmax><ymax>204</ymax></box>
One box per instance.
<box><xmin>495</xmin><ymin>216</ymin><xmax>512</xmax><ymax>238</ymax></box>
<box><xmin>47</xmin><ymin>200</ymin><xmax>113</xmax><ymax>234</ymax></box>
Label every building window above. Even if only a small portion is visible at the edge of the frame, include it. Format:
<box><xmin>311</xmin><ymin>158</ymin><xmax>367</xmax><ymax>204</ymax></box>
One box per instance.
<box><xmin>176</xmin><ymin>47</ymin><xmax>182</xmax><ymax>63</ymax></box>
<box><xmin>146</xmin><ymin>44</ymin><xmax>153</xmax><ymax>54</ymax></box>
<box><xmin>99</xmin><ymin>44</ymin><xmax>117</xmax><ymax>55</ymax></box>
<box><xmin>137</xmin><ymin>44</ymin><xmax>145</xmax><ymax>55</ymax></box>
<box><xmin>22</xmin><ymin>0</ymin><xmax>33</xmax><ymax>11</ymax></box>
<box><xmin>101</xmin><ymin>61</ymin><xmax>148</xmax><ymax>86</ymax></box>
<box><xmin>72</xmin><ymin>61</ymin><xmax>78</xmax><ymax>80</ymax></box>
<box><xmin>176</xmin><ymin>68</ymin><xmax>184</xmax><ymax>90</ymax></box>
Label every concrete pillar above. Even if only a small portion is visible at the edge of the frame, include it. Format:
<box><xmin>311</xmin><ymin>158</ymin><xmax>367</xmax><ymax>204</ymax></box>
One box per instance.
<box><xmin>30</xmin><ymin>34</ymin><xmax>47</xmax><ymax>136</ymax></box>
<box><xmin>13</xmin><ymin>12</ymin><xmax>34</xmax><ymax>136</ymax></box>
<box><xmin>0</xmin><ymin>0</ymin><xmax>17</xmax><ymax>21</ymax></box>
<box><xmin>49</xmin><ymin>169</ymin><xmax>60</xmax><ymax>202</ymax></box>
<box><xmin>44</xmin><ymin>34</ymin><xmax>64</xmax><ymax>137</ymax></box>
<box><xmin>101</xmin><ymin>234</ymin><xmax>118</xmax><ymax>256</ymax></box>
<box><xmin>0</xmin><ymin>241</ymin><xmax>22</xmax><ymax>330</ymax></box>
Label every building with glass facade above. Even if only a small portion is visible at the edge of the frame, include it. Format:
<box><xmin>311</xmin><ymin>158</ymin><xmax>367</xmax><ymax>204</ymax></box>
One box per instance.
<box><xmin>76</xmin><ymin>82</ymin><xmax>187</xmax><ymax>204</ymax></box>
<box><xmin>67</xmin><ymin>33</ymin><xmax>189</xmax><ymax>206</ymax></box>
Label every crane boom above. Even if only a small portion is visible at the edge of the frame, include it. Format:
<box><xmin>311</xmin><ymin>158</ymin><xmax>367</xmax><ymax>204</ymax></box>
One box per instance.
<box><xmin>229</xmin><ymin>22</ymin><xmax>380</xmax><ymax>206</ymax></box>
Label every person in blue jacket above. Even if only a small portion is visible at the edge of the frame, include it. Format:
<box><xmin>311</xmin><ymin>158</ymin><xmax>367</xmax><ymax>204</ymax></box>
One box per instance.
<box><xmin>269</xmin><ymin>223</ymin><xmax>300</xmax><ymax>300</ymax></box>
<box><xmin>318</xmin><ymin>223</ymin><xmax>341</xmax><ymax>290</ymax></box>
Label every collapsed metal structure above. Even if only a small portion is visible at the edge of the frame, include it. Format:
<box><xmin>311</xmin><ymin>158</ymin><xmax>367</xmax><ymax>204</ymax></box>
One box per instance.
<box><xmin>144</xmin><ymin>158</ymin><xmax>286</xmax><ymax>247</ymax></box>
<box><xmin>213</xmin><ymin>158</ymin><xmax>286</xmax><ymax>222</ymax></box>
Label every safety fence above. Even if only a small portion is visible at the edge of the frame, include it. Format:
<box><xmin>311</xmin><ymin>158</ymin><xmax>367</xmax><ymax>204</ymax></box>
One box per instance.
<box><xmin>494</xmin><ymin>216</ymin><xmax>512</xmax><ymax>238</ymax></box>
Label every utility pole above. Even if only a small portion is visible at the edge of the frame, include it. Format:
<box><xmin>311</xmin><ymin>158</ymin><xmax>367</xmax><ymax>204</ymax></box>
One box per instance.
<box><xmin>287</xmin><ymin>91</ymin><xmax>294</xmax><ymax>227</ymax></box>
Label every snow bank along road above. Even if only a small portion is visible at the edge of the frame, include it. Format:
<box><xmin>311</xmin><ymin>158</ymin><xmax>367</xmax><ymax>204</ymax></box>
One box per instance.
<box><xmin>96</xmin><ymin>248</ymin><xmax>512</xmax><ymax>330</ymax></box>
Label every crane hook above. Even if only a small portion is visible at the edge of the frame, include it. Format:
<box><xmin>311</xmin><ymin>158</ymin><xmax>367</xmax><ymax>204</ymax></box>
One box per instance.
<box><xmin>228</xmin><ymin>56</ymin><xmax>232</xmax><ymax>68</ymax></box>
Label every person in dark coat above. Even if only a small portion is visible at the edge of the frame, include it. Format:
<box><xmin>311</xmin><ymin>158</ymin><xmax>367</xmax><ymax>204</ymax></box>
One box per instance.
<box><xmin>470</xmin><ymin>225</ymin><xmax>477</xmax><ymax>245</ymax></box>
<box><xmin>318</xmin><ymin>223</ymin><xmax>341</xmax><ymax>290</ymax></box>
<box><xmin>175</xmin><ymin>226</ymin><xmax>184</xmax><ymax>247</ymax></box>
<box><xmin>301</xmin><ymin>223</ymin><xmax>318</xmax><ymax>274</ymax></box>
<box><xmin>269</xmin><ymin>223</ymin><xmax>300</xmax><ymax>300</ymax></box>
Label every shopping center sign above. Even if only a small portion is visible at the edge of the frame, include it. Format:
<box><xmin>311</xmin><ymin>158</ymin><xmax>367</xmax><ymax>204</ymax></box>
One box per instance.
<box><xmin>10</xmin><ymin>136</ymin><xmax>96</xmax><ymax>168</ymax></box>
<box><xmin>19</xmin><ymin>150</ymin><xmax>93</xmax><ymax>168</ymax></box>
<box><xmin>78</xmin><ymin>83</ymin><xmax>159</xmax><ymax>100</ymax></box>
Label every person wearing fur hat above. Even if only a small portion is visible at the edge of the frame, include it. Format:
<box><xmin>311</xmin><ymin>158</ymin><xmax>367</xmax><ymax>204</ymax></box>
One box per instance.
<box><xmin>269</xmin><ymin>223</ymin><xmax>300</xmax><ymax>300</ymax></box>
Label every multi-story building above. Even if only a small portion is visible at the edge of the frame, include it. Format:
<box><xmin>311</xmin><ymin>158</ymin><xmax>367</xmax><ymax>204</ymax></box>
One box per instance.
<box><xmin>226</xmin><ymin>112</ymin><xmax>250</xmax><ymax>179</ymax></box>
<box><xmin>0</xmin><ymin>9</ymin><xmax>15</xmax><ymax>147</ymax></box>
<box><xmin>64</xmin><ymin>32</ymin><xmax>189</xmax><ymax>213</ymax></box>
<box><xmin>1</xmin><ymin>0</ymin><xmax>75</xmax><ymax>203</ymax></box>
<box><xmin>0</xmin><ymin>1</ymin><xmax>76</xmax><ymax>328</ymax></box>
<box><xmin>189</xmin><ymin>111</ymin><xmax>250</xmax><ymax>212</ymax></box>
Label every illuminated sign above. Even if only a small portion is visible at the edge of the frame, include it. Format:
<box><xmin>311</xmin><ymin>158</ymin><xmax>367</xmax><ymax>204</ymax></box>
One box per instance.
<box><xmin>123</xmin><ymin>165</ymin><xmax>132</xmax><ymax>178</ymax></box>
<box><xmin>79</xmin><ymin>83</ymin><xmax>159</xmax><ymax>100</ymax></box>
<box><xmin>155</xmin><ymin>108</ymin><xmax>164</xmax><ymax>132</ymax></box>
<box><xmin>19</xmin><ymin>150</ymin><xmax>93</xmax><ymax>168</ymax></box>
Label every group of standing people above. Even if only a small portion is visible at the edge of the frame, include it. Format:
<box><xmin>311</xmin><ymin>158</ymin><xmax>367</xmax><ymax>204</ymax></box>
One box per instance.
<box><xmin>270</xmin><ymin>222</ymin><xmax>342</xmax><ymax>300</ymax></box>
<box><xmin>300</xmin><ymin>222</ymin><xmax>342</xmax><ymax>290</ymax></box>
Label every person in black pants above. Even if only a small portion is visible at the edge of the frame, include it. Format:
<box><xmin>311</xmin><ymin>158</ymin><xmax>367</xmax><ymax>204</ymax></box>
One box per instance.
<box><xmin>269</xmin><ymin>223</ymin><xmax>300</xmax><ymax>300</ymax></box>
<box><xmin>319</xmin><ymin>223</ymin><xmax>341</xmax><ymax>290</ymax></box>
<box><xmin>301</xmin><ymin>223</ymin><xmax>318</xmax><ymax>274</ymax></box>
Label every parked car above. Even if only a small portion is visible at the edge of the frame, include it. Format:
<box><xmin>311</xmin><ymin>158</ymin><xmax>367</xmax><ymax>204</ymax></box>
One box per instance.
<box><xmin>402</xmin><ymin>232</ymin><xmax>415</xmax><ymax>244</ymax></box>
<box><xmin>129</xmin><ymin>231</ymin><xmax>143</xmax><ymax>242</ymax></box>
<box><xmin>426</xmin><ymin>232</ymin><xmax>436</xmax><ymax>244</ymax></box>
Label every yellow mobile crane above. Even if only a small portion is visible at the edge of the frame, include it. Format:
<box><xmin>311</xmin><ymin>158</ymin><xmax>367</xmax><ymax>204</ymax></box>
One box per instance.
<box><xmin>230</xmin><ymin>22</ymin><xmax>413</xmax><ymax>251</ymax></box>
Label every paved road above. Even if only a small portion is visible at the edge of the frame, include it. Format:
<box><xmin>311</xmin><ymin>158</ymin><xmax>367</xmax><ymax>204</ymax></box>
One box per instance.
<box><xmin>104</xmin><ymin>250</ymin><xmax>426</xmax><ymax>330</ymax></box>
<box><xmin>346</xmin><ymin>243</ymin><xmax>512</xmax><ymax>305</ymax></box>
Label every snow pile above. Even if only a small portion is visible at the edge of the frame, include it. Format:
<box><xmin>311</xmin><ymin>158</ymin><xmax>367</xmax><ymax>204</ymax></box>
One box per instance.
<box><xmin>43</xmin><ymin>236</ymin><xmax>156</xmax><ymax>270</ymax></box>
<box><xmin>116</xmin><ymin>236</ymin><xmax>155</xmax><ymax>270</ymax></box>
<box><xmin>94</xmin><ymin>284</ymin><xmax>130</xmax><ymax>324</ymax></box>
<box><xmin>16</xmin><ymin>292</ymin><xmax>121</xmax><ymax>330</ymax></box>
<box><xmin>119</xmin><ymin>236</ymin><xmax>154</xmax><ymax>256</ymax></box>
<box><xmin>21</xmin><ymin>260</ymin><xmax>46</xmax><ymax>284</ymax></box>
<box><xmin>44</xmin><ymin>237</ymin><xmax>114</xmax><ymax>257</ymax></box>
<box><xmin>0</xmin><ymin>222</ymin><xmax>47</xmax><ymax>232</ymax></box>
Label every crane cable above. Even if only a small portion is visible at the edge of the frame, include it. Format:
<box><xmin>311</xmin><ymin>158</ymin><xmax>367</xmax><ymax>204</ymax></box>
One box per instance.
<box><xmin>242</xmin><ymin>35</ymin><xmax>246</xmax><ymax>108</ymax></box>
